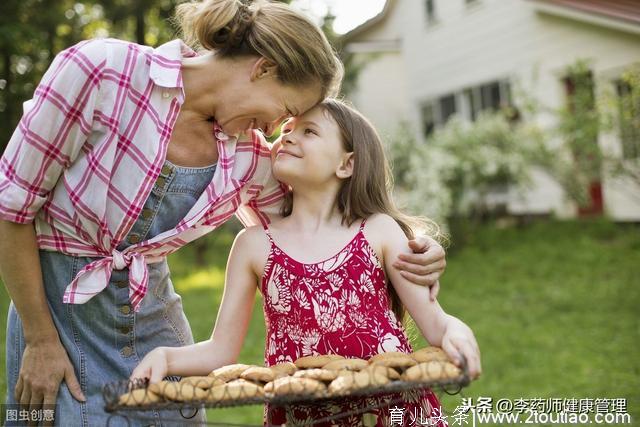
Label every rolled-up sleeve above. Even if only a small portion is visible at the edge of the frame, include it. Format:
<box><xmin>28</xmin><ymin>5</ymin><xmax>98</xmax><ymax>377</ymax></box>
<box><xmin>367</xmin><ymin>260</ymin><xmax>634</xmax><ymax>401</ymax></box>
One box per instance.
<box><xmin>0</xmin><ymin>39</ymin><xmax>105</xmax><ymax>223</ymax></box>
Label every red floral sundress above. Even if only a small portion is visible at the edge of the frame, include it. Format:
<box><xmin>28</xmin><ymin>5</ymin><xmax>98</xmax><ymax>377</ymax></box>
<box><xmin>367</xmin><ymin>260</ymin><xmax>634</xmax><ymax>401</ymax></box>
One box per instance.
<box><xmin>260</xmin><ymin>219</ymin><xmax>447</xmax><ymax>426</ymax></box>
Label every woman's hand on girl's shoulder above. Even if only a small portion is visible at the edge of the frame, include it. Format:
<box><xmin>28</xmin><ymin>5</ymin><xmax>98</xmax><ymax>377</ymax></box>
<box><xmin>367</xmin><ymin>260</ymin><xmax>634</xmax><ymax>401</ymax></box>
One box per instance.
<box><xmin>364</xmin><ymin>214</ymin><xmax>445</xmax><ymax>300</ymax></box>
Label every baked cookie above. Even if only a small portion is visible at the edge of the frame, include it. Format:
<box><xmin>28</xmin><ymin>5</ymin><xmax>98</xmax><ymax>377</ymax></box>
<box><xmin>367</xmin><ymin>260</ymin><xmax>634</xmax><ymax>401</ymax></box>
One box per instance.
<box><xmin>293</xmin><ymin>368</ymin><xmax>338</xmax><ymax>382</ymax></box>
<box><xmin>368</xmin><ymin>352</ymin><xmax>416</xmax><ymax>370</ymax></box>
<box><xmin>118</xmin><ymin>388</ymin><xmax>161</xmax><ymax>406</ymax></box>
<box><xmin>270</xmin><ymin>362</ymin><xmax>298</xmax><ymax>376</ymax></box>
<box><xmin>209</xmin><ymin>364</ymin><xmax>251</xmax><ymax>382</ymax></box>
<box><xmin>411</xmin><ymin>347</ymin><xmax>450</xmax><ymax>363</ymax></box>
<box><xmin>241</xmin><ymin>366</ymin><xmax>275</xmax><ymax>383</ymax></box>
<box><xmin>328</xmin><ymin>370</ymin><xmax>389</xmax><ymax>396</ymax></box>
<box><xmin>265</xmin><ymin>376</ymin><xmax>326</xmax><ymax>397</ymax></box>
<box><xmin>206</xmin><ymin>379</ymin><xmax>265</xmax><ymax>402</ymax></box>
<box><xmin>179</xmin><ymin>376</ymin><xmax>225</xmax><ymax>389</ymax></box>
<box><xmin>364</xmin><ymin>364</ymin><xmax>401</xmax><ymax>380</ymax></box>
<box><xmin>401</xmin><ymin>361</ymin><xmax>462</xmax><ymax>382</ymax></box>
<box><xmin>323</xmin><ymin>358</ymin><xmax>368</xmax><ymax>372</ymax></box>
<box><xmin>294</xmin><ymin>354</ymin><xmax>344</xmax><ymax>369</ymax></box>
<box><xmin>148</xmin><ymin>380</ymin><xmax>208</xmax><ymax>401</ymax></box>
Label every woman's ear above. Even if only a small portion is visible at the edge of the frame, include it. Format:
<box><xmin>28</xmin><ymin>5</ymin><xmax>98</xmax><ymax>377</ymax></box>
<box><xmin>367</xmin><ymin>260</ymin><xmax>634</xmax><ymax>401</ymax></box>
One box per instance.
<box><xmin>336</xmin><ymin>152</ymin><xmax>354</xmax><ymax>179</ymax></box>
<box><xmin>250</xmin><ymin>57</ymin><xmax>278</xmax><ymax>81</ymax></box>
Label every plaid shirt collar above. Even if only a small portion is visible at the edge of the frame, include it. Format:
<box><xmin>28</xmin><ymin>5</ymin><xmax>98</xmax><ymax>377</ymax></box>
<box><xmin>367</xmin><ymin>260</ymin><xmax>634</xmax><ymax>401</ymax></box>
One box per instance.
<box><xmin>149</xmin><ymin>39</ymin><xmax>197</xmax><ymax>89</ymax></box>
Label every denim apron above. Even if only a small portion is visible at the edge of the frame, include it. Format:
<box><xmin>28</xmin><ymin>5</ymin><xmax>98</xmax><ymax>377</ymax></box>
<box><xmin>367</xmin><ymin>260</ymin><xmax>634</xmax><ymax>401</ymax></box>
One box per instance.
<box><xmin>6</xmin><ymin>159</ymin><xmax>215</xmax><ymax>426</ymax></box>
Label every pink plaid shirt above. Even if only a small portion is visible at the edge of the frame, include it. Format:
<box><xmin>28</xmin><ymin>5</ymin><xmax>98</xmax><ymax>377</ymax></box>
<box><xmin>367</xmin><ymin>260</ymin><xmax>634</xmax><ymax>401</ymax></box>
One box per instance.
<box><xmin>0</xmin><ymin>38</ymin><xmax>285</xmax><ymax>311</ymax></box>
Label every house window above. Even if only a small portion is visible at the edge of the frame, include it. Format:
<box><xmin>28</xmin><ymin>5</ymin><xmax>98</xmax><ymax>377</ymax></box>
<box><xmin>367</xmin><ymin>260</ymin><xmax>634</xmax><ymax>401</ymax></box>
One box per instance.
<box><xmin>421</xmin><ymin>103</ymin><xmax>435</xmax><ymax>138</ymax></box>
<box><xmin>439</xmin><ymin>94</ymin><xmax>457</xmax><ymax>123</ymax></box>
<box><xmin>616</xmin><ymin>79</ymin><xmax>640</xmax><ymax>159</ymax></box>
<box><xmin>425</xmin><ymin>0</ymin><xmax>436</xmax><ymax>22</ymax></box>
<box><xmin>466</xmin><ymin>80</ymin><xmax>511</xmax><ymax>121</ymax></box>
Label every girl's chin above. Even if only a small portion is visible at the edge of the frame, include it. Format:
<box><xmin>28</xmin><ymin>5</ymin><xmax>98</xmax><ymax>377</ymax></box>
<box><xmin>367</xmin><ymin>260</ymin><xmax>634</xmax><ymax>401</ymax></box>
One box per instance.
<box><xmin>272</xmin><ymin>168</ymin><xmax>297</xmax><ymax>185</ymax></box>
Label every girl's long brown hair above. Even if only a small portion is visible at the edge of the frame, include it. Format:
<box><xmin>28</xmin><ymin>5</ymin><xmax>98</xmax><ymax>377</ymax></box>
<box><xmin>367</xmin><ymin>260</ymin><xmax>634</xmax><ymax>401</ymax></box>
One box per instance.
<box><xmin>281</xmin><ymin>98</ymin><xmax>443</xmax><ymax>322</ymax></box>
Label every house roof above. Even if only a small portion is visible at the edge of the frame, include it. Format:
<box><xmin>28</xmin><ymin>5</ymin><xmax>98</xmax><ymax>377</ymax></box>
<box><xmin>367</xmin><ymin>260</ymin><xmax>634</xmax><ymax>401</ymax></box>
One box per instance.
<box><xmin>340</xmin><ymin>0</ymin><xmax>396</xmax><ymax>43</ymax></box>
<box><xmin>530</xmin><ymin>0</ymin><xmax>640</xmax><ymax>26</ymax></box>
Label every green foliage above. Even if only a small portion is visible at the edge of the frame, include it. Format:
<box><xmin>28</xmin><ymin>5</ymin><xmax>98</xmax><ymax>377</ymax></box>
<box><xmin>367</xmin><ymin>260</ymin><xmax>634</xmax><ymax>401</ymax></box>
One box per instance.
<box><xmin>0</xmin><ymin>0</ymin><xmax>182</xmax><ymax>153</ymax></box>
<box><xmin>387</xmin><ymin>112</ymin><xmax>537</xmax><ymax>227</ymax></box>
<box><xmin>526</xmin><ymin>60</ymin><xmax>640</xmax><ymax>206</ymax></box>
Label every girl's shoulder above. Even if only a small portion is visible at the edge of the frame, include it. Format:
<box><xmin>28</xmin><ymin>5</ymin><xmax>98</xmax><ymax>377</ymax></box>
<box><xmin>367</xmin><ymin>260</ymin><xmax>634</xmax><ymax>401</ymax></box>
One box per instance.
<box><xmin>234</xmin><ymin>225</ymin><xmax>272</xmax><ymax>274</ymax></box>
<box><xmin>235</xmin><ymin>225</ymin><xmax>270</xmax><ymax>249</ymax></box>
<box><xmin>361</xmin><ymin>213</ymin><xmax>398</xmax><ymax>259</ymax></box>
<box><xmin>364</xmin><ymin>213</ymin><xmax>402</xmax><ymax>236</ymax></box>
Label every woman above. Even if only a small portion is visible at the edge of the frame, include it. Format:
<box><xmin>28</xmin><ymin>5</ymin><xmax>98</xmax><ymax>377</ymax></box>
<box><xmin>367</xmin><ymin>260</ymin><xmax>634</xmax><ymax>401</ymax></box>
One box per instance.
<box><xmin>0</xmin><ymin>0</ymin><xmax>447</xmax><ymax>425</ymax></box>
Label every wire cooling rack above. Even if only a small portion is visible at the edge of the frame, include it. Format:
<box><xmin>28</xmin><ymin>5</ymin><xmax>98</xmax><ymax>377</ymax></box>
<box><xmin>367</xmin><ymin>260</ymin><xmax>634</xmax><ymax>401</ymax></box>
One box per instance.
<box><xmin>103</xmin><ymin>357</ymin><xmax>470</xmax><ymax>426</ymax></box>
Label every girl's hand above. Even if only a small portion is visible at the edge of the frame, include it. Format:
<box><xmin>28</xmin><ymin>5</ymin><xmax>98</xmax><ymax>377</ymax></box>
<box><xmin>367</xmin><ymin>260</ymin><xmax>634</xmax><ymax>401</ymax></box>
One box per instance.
<box><xmin>441</xmin><ymin>319</ymin><xmax>482</xmax><ymax>380</ymax></box>
<box><xmin>129</xmin><ymin>347</ymin><xmax>169</xmax><ymax>384</ymax></box>
<box><xmin>393</xmin><ymin>235</ymin><xmax>446</xmax><ymax>300</ymax></box>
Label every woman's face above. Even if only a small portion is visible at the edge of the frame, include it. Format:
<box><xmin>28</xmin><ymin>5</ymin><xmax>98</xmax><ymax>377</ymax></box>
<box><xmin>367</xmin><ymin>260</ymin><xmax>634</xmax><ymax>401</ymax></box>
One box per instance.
<box><xmin>271</xmin><ymin>105</ymin><xmax>350</xmax><ymax>187</ymax></box>
<box><xmin>215</xmin><ymin>58</ymin><xmax>322</xmax><ymax>136</ymax></box>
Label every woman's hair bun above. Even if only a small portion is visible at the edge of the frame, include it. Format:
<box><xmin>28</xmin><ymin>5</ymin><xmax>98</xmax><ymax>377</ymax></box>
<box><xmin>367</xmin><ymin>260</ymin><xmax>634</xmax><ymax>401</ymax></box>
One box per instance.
<box><xmin>175</xmin><ymin>0</ymin><xmax>257</xmax><ymax>52</ymax></box>
<box><xmin>175</xmin><ymin>0</ymin><xmax>344</xmax><ymax>99</ymax></box>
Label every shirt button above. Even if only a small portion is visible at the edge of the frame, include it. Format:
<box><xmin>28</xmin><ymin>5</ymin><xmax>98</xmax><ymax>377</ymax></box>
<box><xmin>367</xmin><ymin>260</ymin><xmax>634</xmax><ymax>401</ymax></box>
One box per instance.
<box><xmin>161</xmin><ymin>164</ymin><xmax>172</xmax><ymax>175</ymax></box>
<box><xmin>155</xmin><ymin>176</ymin><xmax>166</xmax><ymax>188</ymax></box>
<box><xmin>162</xmin><ymin>91</ymin><xmax>171</xmax><ymax>99</ymax></box>
<box><xmin>120</xmin><ymin>305</ymin><xmax>131</xmax><ymax>315</ymax></box>
<box><xmin>141</xmin><ymin>209</ymin><xmax>153</xmax><ymax>220</ymax></box>
<box><xmin>121</xmin><ymin>346</ymin><xmax>134</xmax><ymax>357</ymax></box>
<box><xmin>128</xmin><ymin>234</ymin><xmax>141</xmax><ymax>244</ymax></box>
<box><xmin>119</xmin><ymin>325</ymin><xmax>131</xmax><ymax>334</ymax></box>
<box><xmin>115</xmin><ymin>280</ymin><xmax>128</xmax><ymax>288</ymax></box>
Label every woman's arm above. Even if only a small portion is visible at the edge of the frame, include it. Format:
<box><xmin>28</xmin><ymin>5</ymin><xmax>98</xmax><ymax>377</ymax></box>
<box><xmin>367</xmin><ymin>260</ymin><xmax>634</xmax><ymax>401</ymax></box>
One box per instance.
<box><xmin>0</xmin><ymin>40</ymin><xmax>107</xmax><ymax>410</ymax></box>
<box><xmin>367</xmin><ymin>214</ymin><xmax>481</xmax><ymax>378</ymax></box>
<box><xmin>130</xmin><ymin>228</ymin><xmax>261</xmax><ymax>382</ymax></box>
<box><xmin>0</xmin><ymin>220</ymin><xmax>86</xmax><ymax>405</ymax></box>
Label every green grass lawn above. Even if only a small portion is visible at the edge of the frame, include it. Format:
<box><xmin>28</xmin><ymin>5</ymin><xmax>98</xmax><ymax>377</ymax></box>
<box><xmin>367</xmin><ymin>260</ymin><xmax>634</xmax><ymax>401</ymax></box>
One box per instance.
<box><xmin>1</xmin><ymin>219</ymin><xmax>638</xmax><ymax>426</ymax></box>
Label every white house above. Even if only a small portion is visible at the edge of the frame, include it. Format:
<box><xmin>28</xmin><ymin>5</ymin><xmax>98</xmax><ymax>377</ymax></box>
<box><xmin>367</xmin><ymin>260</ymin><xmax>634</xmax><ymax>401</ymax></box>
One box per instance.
<box><xmin>341</xmin><ymin>0</ymin><xmax>640</xmax><ymax>221</ymax></box>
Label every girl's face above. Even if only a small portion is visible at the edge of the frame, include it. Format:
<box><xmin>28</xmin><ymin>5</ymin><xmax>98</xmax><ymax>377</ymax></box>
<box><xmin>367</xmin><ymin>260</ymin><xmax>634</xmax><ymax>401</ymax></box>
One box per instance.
<box><xmin>215</xmin><ymin>58</ymin><xmax>322</xmax><ymax>136</ymax></box>
<box><xmin>272</xmin><ymin>106</ymin><xmax>353</xmax><ymax>187</ymax></box>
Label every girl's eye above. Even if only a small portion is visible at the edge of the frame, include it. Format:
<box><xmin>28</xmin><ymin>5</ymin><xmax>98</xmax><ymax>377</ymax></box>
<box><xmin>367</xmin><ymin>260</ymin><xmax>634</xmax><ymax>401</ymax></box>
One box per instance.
<box><xmin>281</xmin><ymin>127</ymin><xmax>291</xmax><ymax>134</ymax></box>
<box><xmin>304</xmin><ymin>128</ymin><xmax>316</xmax><ymax>135</ymax></box>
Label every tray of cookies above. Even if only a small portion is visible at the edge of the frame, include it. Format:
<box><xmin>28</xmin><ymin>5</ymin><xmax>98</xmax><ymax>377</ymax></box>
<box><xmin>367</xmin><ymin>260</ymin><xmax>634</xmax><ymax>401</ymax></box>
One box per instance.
<box><xmin>104</xmin><ymin>347</ymin><xmax>469</xmax><ymax>414</ymax></box>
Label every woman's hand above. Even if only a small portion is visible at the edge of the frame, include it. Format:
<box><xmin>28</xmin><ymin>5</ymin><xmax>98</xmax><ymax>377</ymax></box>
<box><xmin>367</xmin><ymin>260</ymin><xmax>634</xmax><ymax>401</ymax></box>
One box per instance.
<box><xmin>392</xmin><ymin>235</ymin><xmax>446</xmax><ymax>300</ymax></box>
<box><xmin>130</xmin><ymin>347</ymin><xmax>169</xmax><ymax>384</ymax></box>
<box><xmin>16</xmin><ymin>337</ymin><xmax>86</xmax><ymax>414</ymax></box>
<box><xmin>441</xmin><ymin>318</ymin><xmax>482</xmax><ymax>380</ymax></box>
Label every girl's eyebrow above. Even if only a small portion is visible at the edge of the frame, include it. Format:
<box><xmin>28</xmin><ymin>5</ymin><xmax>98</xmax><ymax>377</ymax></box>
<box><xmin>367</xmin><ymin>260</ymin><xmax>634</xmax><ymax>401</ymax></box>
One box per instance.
<box><xmin>300</xmin><ymin>120</ymin><xmax>319</xmax><ymax>127</ymax></box>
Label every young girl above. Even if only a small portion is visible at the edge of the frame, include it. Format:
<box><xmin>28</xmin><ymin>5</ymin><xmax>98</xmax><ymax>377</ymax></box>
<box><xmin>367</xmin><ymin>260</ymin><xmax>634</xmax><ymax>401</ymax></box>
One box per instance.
<box><xmin>131</xmin><ymin>99</ymin><xmax>481</xmax><ymax>426</ymax></box>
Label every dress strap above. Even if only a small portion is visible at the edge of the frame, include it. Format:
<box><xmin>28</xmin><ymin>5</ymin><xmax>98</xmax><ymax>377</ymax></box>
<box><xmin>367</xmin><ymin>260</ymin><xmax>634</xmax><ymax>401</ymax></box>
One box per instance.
<box><xmin>263</xmin><ymin>226</ymin><xmax>275</xmax><ymax>245</ymax></box>
<box><xmin>359</xmin><ymin>218</ymin><xmax>367</xmax><ymax>232</ymax></box>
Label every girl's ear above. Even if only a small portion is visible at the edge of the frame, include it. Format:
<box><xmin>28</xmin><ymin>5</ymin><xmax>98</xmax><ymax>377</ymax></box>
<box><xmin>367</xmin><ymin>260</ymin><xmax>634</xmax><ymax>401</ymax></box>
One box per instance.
<box><xmin>250</xmin><ymin>57</ymin><xmax>278</xmax><ymax>81</ymax></box>
<box><xmin>336</xmin><ymin>152</ymin><xmax>354</xmax><ymax>179</ymax></box>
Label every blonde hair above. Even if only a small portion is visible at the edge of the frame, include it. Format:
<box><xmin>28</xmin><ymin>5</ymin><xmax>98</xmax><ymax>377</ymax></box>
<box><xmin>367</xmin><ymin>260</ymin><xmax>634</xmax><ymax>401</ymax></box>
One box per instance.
<box><xmin>281</xmin><ymin>99</ymin><xmax>444</xmax><ymax>322</ymax></box>
<box><xmin>175</xmin><ymin>0</ymin><xmax>343</xmax><ymax>98</ymax></box>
